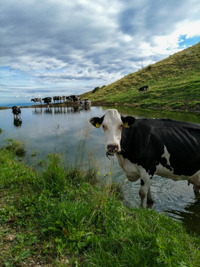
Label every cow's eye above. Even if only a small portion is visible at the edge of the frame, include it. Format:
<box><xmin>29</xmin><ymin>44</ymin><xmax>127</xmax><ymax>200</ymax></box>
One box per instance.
<box><xmin>102</xmin><ymin>125</ymin><xmax>107</xmax><ymax>130</ymax></box>
<box><xmin>118</xmin><ymin>124</ymin><xmax>123</xmax><ymax>129</ymax></box>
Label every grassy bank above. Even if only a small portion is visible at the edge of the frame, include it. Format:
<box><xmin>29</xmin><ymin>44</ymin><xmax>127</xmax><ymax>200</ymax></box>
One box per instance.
<box><xmin>82</xmin><ymin>42</ymin><xmax>200</xmax><ymax>112</ymax></box>
<box><xmin>0</xmin><ymin>142</ymin><xmax>200</xmax><ymax>266</ymax></box>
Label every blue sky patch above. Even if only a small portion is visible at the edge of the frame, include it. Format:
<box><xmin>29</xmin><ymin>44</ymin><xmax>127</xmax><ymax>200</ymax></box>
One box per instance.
<box><xmin>178</xmin><ymin>35</ymin><xmax>200</xmax><ymax>48</ymax></box>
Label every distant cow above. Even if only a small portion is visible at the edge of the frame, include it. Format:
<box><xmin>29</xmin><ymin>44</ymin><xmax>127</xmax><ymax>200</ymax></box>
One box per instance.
<box><xmin>90</xmin><ymin>109</ymin><xmax>200</xmax><ymax>208</ymax></box>
<box><xmin>80</xmin><ymin>99</ymin><xmax>91</xmax><ymax>106</ymax></box>
<box><xmin>67</xmin><ymin>95</ymin><xmax>80</xmax><ymax>102</ymax></box>
<box><xmin>61</xmin><ymin>96</ymin><xmax>66</xmax><ymax>102</ymax></box>
<box><xmin>138</xmin><ymin>85</ymin><xmax>149</xmax><ymax>92</ymax></box>
<box><xmin>31</xmin><ymin>98</ymin><xmax>42</xmax><ymax>104</ymax></box>
<box><xmin>53</xmin><ymin>96</ymin><xmax>66</xmax><ymax>103</ymax></box>
<box><xmin>53</xmin><ymin>96</ymin><xmax>61</xmax><ymax>103</ymax></box>
<box><xmin>42</xmin><ymin>97</ymin><xmax>52</xmax><ymax>106</ymax></box>
<box><xmin>12</xmin><ymin>106</ymin><xmax>21</xmax><ymax>118</ymax></box>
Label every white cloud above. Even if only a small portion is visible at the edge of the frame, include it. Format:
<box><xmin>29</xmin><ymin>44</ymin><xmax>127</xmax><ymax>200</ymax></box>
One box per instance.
<box><xmin>0</xmin><ymin>0</ymin><xmax>200</xmax><ymax>104</ymax></box>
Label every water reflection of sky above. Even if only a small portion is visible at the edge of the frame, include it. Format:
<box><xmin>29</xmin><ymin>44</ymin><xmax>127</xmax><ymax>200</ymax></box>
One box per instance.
<box><xmin>1</xmin><ymin>106</ymin><xmax>200</xmax><ymax>235</ymax></box>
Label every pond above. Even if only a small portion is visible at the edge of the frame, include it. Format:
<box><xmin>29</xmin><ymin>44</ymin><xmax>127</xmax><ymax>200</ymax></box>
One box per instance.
<box><xmin>1</xmin><ymin>105</ymin><xmax>200</xmax><ymax>235</ymax></box>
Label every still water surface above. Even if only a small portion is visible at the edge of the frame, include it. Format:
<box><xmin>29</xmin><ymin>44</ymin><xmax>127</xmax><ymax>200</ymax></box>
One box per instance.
<box><xmin>1</xmin><ymin>106</ymin><xmax>200</xmax><ymax>235</ymax></box>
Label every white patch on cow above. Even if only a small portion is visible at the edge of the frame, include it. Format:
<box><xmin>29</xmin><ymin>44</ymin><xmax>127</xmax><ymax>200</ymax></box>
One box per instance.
<box><xmin>102</xmin><ymin>109</ymin><xmax>123</xmax><ymax>152</ymax></box>
<box><xmin>161</xmin><ymin>145</ymin><xmax>171</xmax><ymax>166</ymax></box>
<box><xmin>116</xmin><ymin>154</ymin><xmax>140</xmax><ymax>181</ymax></box>
<box><xmin>156</xmin><ymin>164</ymin><xmax>178</xmax><ymax>179</ymax></box>
<box><xmin>156</xmin><ymin>163</ymin><xmax>200</xmax><ymax>185</ymax></box>
<box><xmin>190</xmin><ymin>172</ymin><xmax>200</xmax><ymax>187</ymax></box>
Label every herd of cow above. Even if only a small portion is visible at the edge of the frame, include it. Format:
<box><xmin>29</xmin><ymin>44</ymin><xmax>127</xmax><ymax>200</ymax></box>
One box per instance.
<box><xmin>11</xmin><ymin>91</ymin><xmax>200</xmax><ymax>208</ymax></box>
<box><xmin>11</xmin><ymin>95</ymin><xmax>91</xmax><ymax>127</ymax></box>
<box><xmin>30</xmin><ymin>85</ymin><xmax>149</xmax><ymax>107</ymax></box>
<box><xmin>31</xmin><ymin>95</ymin><xmax>81</xmax><ymax>105</ymax></box>
<box><xmin>11</xmin><ymin>105</ymin><xmax>200</xmax><ymax>207</ymax></box>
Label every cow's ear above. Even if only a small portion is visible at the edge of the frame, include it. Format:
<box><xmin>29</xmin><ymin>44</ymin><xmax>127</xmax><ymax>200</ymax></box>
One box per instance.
<box><xmin>121</xmin><ymin>116</ymin><xmax>135</xmax><ymax>128</ymax></box>
<box><xmin>90</xmin><ymin>116</ymin><xmax>104</xmax><ymax>128</ymax></box>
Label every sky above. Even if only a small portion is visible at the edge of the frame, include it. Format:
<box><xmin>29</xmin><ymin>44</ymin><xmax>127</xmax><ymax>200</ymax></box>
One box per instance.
<box><xmin>0</xmin><ymin>0</ymin><xmax>200</xmax><ymax>105</ymax></box>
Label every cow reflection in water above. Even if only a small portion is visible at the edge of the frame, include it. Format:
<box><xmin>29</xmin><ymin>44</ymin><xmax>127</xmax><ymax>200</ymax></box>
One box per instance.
<box><xmin>54</xmin><ymin>107</ymin><xmax>67</xmax><ymax>114</ymax></box>
<box><xmin>32</xmin><ymin>107</ymin><xmax>42</xmax><ymax>115</ymax></box>
<box><xmin>13</xmin><ymin>117</ymin><xmax>22</xmax><ymax>127</ymax></box>
<box><xmin>67</xmin><ymin>107</ymin><xmax>80</xmax><ymax>113</ymax></box>
<box><xmin>79</xmin><ymin>105</ymin><xmax>91</xmax><ymax>112</ymax></box>
<box><xmin>44</xmin><ymin>107</ymin><xmax>53</xmax><ymax>114</ymax></box>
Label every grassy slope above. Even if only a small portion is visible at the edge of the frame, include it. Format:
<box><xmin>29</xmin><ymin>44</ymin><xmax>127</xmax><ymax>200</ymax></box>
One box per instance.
<box><xmin>82</xmin><ymin>42</ymin><xmax>200</xmax><ymax>111</ymax></box>
<box><xmin>1</xmin><ymin>142</ymin><xmax>200</xmax><ymax>266</ymax></box>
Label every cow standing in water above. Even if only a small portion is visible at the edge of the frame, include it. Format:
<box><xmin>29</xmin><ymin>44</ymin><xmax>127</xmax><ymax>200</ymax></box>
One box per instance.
<box><xmin>90</xmin><ymin>109</ymin><xmax>200</xmax><ymax>207</ymax></box>
<box><xmin>12</xmin><ymin>106</ymin><xmax>22</xmax><ymax>127</ymax></box>
<box><xmin>12</xmin><ymin>106</ymin><xmax>21</xmax><ymax>118</ymax></box>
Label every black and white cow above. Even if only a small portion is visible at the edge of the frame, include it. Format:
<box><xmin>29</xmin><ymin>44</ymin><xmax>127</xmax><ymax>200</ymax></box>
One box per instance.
<box><xmin>61</xmin><ymin>96</ymin><xmax>66</xmax><ymax>102</ymax></box>
<box><xmin>138</xmin><ymin>85</ymin><xmax>149</xmax><ymax>92</ymax></box>
<box><xmin>12</xmin><ymin>106</ymin><xmax>22</xmax><ymax>126</ymax></box>
<box><xmin>90</xmin><ymin>109</ymin><xmax>200</xmax><ymax>207</ymax></box>
<box><xmin>12</xmin><ymin>106</ymin><xmax>21</xmax><ymax>118</ymax></box>
<box><xmin>42</xmin><ymin>97</ymin><xmax>52</xmax><ymax>106</ymax></box>
<box><xmin>80</xmin><ymin>99</ymin><xmax>91</xmax><ymax>106</ymax></box>
<box><xmin>53</xmin><ymin>96</ymin><xmax>61</xmax><ymax>103</ymax></box>
<box><xmin>31</xmin><ymin>98</ymin><xmax>42</xmax><ymax>104</ymax></box>
<box><xmin>68</xmin><ymin>95</ymin><xmax>80</xmax><ymax>102</ymax></box>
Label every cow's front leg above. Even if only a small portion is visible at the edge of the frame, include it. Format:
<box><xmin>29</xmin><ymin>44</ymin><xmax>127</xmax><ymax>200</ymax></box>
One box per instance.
<box><xmin>139</xmin><ymin>169</ymin><xmax>152</xmax><ymax>208</ymax></box>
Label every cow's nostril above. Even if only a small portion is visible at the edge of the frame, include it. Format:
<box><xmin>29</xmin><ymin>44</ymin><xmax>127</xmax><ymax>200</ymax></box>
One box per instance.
<box><xmin>107</xmin><ymin>144</ymin><xmax>119</xmax><ymax>152</ymax></box>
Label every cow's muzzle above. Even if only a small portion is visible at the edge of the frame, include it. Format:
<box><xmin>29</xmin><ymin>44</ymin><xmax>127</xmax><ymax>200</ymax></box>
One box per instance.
<box><xmin>106</xmin><ymin>144</ymin><xmax>119</xmax><ymax>159</ymax></box>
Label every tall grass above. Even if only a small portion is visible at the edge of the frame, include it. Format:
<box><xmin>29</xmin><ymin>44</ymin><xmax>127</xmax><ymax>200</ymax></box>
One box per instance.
<box><xmin>0</xmin><ymin>143</ymin><xmax>200</xmax><ymax>266</ymax></box>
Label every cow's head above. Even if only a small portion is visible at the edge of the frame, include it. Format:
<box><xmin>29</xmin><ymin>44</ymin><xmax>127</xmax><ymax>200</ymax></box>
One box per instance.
<box><xmin>90</xmin><ymin>109</ymin><xmax>135</xmax><ymax>156</ymax></box>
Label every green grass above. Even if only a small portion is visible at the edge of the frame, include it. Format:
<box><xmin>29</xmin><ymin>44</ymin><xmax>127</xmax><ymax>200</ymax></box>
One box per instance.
<box><xmin>82</xmin><ymin>42</ymin><xmax>200</xmax><ymax>112</ymax></box>
<box><xmin>0</xmin><ymin>142</ymin><xmax>200</xmax><ymax>266</ymax></box>
<box><xmin>5</xmin><ymin>138</ymin><xmax>26</xmax><ymax>157</ymax></box>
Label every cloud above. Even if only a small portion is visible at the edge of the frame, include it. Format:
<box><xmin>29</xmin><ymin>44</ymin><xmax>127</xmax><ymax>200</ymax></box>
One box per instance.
<box><xmin>0</xmin><ymin>0</ymin><xmax>200</xmax><ymax>103</ymax></box>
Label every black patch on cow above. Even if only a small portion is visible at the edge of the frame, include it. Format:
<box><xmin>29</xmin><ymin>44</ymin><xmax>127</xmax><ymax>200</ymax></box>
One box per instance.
<box><xmin>141</xmin><ymin>179</ymin><xmax>145</xmax><ymax>186</ymax></box>
<box><xmin>159</xmin><ymin>157</ymin><xmax>173</xmax><ymax>171</ymax></box>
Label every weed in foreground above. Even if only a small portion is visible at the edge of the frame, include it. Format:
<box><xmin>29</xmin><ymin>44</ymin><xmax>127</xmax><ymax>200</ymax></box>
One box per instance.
<box><xmin>0</xmin><ymin>146</ymin><xmax>200</xmax><ymax>266</ymax></box>
<box><xmin>5</xmin><ymin>138</ymin><xmax>26</xmax><ymax>157</ymax></box>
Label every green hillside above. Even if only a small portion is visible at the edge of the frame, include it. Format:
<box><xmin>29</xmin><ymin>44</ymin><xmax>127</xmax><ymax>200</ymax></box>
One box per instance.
<box><xmin>82</xmin><ymin>42</ymin><xmax>200</xmax><ymax>111</ymax></box>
